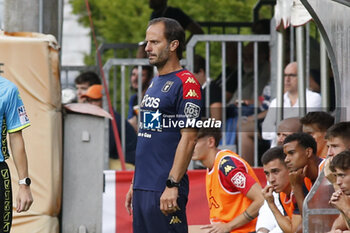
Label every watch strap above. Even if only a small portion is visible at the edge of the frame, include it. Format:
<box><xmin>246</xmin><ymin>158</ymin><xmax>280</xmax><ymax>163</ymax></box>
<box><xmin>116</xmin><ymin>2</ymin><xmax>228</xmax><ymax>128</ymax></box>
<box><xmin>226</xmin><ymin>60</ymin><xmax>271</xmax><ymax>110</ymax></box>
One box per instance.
<box><xmin>18</xmin><ymin>177</ymin><xmax>31</xmax><ymax>186</ymax></box>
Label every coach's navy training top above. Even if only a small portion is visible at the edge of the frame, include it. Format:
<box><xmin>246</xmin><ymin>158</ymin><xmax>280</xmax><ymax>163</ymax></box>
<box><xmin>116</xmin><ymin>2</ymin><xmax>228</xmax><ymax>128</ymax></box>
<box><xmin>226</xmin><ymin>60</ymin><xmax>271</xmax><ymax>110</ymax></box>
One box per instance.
<box><xmin>133</xmin><ymin>69</ymin><xmax>202</xmax><ymax>192</ymax></box>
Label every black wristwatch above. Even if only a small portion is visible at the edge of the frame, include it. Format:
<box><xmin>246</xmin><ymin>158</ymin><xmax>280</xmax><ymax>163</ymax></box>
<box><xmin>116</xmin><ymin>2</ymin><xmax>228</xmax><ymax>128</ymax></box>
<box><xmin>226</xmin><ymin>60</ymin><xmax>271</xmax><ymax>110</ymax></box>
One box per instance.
<box><xmin>166</xmin><ymin>178</ymin><xmax>180</xmax><ymax>188</ymax></box>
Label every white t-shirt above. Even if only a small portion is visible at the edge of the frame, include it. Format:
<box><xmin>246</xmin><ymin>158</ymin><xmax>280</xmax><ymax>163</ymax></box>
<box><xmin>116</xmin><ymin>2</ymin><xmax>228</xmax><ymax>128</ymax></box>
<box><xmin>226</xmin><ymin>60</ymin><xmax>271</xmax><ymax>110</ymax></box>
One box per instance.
<box><xmin>256</xmin><ymin>192</ymin><xmax>284</xmax><ymax>233</ymax></box>
<box><xmin>262</xmin><ymin>89</ymin><xmax>322</xmax><ymax>146</ymax></box>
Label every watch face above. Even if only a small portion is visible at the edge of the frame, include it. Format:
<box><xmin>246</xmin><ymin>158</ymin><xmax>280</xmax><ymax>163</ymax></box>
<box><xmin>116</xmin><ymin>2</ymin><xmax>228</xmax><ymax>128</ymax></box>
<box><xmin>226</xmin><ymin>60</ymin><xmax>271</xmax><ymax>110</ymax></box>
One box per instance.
<box><xmin>166</xmin><ymin>179</ymin><xmax>179</xmax><ymax>188</ymax></box>
<box><xmin>25</xmin><ymin>178</ymin><xmax>31</xmax><ymax>186</ymax></box>
<box><xmin>166</xmin><ymin>179</ymin><xmax>172</xmax><ymax>187</ymax></box>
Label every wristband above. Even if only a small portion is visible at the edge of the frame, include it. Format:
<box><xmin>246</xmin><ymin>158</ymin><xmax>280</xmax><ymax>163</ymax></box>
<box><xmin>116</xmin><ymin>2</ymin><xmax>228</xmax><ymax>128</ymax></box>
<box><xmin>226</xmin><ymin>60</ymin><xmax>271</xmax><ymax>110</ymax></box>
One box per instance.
<box><xmin>243</xmin><ymin>210</ymin><xmax>254</xmax><ymax>221</ymax></box>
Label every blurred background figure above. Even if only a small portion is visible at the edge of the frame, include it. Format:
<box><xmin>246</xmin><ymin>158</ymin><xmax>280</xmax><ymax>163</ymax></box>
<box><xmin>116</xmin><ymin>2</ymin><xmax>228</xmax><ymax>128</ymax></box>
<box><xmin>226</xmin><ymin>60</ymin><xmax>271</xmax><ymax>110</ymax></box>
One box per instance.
<box><xmin>128</xmin><ymin>66</ymin><xmax>153</xmax><ymax>132</ymax></box>
<box><xmin>276</xmin><ymin>117</ymin><xmax>302</xmax><ymax>146</ymax></box>
<box><xmin>192</xmin><ymin>54</ymin><xmax>222</xmax><ymax>121</ymax></box>
<box><xmin>262</xmin><ymin>62</ymin><xmax>322</xmax><ymax>147</ymax></box>
<box><xmin>74</xmin><ymin>71</ymin><xmax>101</xmax><ymax>103</ymax></box>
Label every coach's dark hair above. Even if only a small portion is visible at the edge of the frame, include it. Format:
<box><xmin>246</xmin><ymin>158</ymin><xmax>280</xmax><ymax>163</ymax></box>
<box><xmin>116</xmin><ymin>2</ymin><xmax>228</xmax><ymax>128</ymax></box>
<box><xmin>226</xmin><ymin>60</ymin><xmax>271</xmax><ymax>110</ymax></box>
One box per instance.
<box><xmin>261</xmin><ymin>146</ymin><xmax>286</xmax><ymax>166</ymax></box>
<box><xmin>283</xmin><ymin>132</ymin><xmax>317</xmax><ymax>155</ymax></box>
<box><xmin>330</xmin><ymin>150</ymin><xmax>350</xmax><ymax>172</ymax></box>
<box><xmin>197</xmin><ymin>125</ymin><xmax>222</xmax><ymax>147</ymax></box>
<box><xmin>300</xmin><ymin>111</ymin><xmax>334</xmax><ymax>131</ymax></box>
<box><xmin>148</xmin><ymin>17</ymin><xmax>185</xmax><ymax>60</ymax></box>
<box><xmin>325</xmin><ymin>122</ymin><xmax>350</xmax><ymax>145</ymax></box>
<box><xmin>75</xmin><ymin>71</ymin><xmax>101</xmax><ymax>85</ymax></box>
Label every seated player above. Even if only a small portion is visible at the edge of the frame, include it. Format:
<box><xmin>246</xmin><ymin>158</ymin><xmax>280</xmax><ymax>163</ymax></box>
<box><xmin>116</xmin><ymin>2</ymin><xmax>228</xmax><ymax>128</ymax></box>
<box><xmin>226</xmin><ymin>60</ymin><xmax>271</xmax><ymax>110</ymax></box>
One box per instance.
<box><xmin>192</xmin><ymin>126</ymin><xmax>264</xmax><ymax>233</ymax></box>
<box><xmin>283</xmin><ymin>133</ymin><xmax>324</xmax><ymax>219</ymax></box>
<box><xmin>324</xmin><ymin>122</ymin><xmax>350</xmax><ymax>231</ymax></box>
<box><xmin>329</xmin><ymin>151</ymin><xmax>350</xmax><ymax>232</ymax></box>
<box><xmin>300</xmin><ymin>111</ymin><xmax>334</xmax><ymax>158</ymax></box>
<box><xmin>257</xmin><ymin>146</ymin><xmax>297</xmax><ymax>233</ymax></box>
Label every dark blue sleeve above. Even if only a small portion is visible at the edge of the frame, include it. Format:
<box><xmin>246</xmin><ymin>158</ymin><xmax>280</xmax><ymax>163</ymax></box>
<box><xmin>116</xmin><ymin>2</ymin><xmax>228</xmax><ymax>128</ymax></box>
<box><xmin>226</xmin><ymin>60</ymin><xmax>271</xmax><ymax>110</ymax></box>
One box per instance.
<box><xmin>127</xmin><ymin>94</ymin><xmax>137</xmax><ymax>119</ymax></box>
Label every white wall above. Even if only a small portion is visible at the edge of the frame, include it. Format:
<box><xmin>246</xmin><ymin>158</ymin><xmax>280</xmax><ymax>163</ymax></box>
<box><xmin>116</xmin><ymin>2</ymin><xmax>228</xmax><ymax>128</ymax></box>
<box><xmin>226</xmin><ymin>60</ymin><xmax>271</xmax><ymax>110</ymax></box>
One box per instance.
<box><xmin>61</xmin><ymin>0</ymin><xmax>91</xmax><ymax>66</ymax></box>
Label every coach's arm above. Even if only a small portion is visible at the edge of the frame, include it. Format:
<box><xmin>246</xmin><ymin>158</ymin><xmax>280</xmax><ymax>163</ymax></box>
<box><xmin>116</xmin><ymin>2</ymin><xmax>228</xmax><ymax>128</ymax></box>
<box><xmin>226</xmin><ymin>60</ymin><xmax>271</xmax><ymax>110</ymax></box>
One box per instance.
<box><xmin>160</xmin><ymin>128</ymin><xmax>197</xmax><ymax>215</ymax></box>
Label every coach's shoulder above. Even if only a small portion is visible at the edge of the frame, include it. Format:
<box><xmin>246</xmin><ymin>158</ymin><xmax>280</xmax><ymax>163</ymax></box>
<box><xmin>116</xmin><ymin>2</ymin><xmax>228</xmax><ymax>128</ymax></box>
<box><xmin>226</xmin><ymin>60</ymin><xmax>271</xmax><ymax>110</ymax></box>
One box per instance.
<box><xmin>175</xmin><ymin>70</ymin><xmax>201</xmax><ymax>100</ymax></box>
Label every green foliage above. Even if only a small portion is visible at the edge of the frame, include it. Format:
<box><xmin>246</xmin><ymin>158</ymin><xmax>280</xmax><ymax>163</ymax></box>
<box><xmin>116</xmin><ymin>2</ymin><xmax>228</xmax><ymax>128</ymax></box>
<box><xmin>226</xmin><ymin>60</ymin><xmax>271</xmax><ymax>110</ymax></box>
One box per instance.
<box><xmin>70</xmin><ymin>0</ymin><xmax>268</xmax><ymax>45</ymax></box>
<box><xmin>171</xmin><ymin>0</ymin><xmax>255</xmax><ymax>23</ymax></box>
<box><xmin>70</xmin><ymin>0</ymin><xmax>151</xmax><ymax>44</ymax></box>
<box><xmin>69</xmin><ymin>0</ymin><xmax>273</xmax><ymax>112</ymax></box>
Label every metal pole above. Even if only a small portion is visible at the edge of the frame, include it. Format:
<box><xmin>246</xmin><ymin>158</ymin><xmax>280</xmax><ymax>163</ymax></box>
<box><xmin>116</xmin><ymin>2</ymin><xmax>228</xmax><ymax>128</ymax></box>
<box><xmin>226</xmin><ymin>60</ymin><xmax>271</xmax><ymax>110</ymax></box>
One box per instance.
<box><xmin>221</xmin><ymin>42</ymin><xmax>227</xmax><ymax>146</ymax></box>
<box><xmin>253</xmin><ymin>42</ymin><xmax>259</xmax><ymax>167</ymax></box>
<box><xmin>113</xmin><ymin>50</ymin><xmax>118</xmax><ymax>109</ymax></box>
<box><xmin>276</xmin><ymin>30</ymin><xmax>285</xmax><ymax>124</ymax></box>
<box><xmin>290</xmin><ymin>26</ymin><xmax>294</xmax><ymax>62</ymax></box>
<box><xmin>39</xmin><ymin>0</ymin><xmax>43</xmax><ymax>33</ymax></box>
<box><xmin>237</xmin><ymin>42</ymin><xmax>242</xmax><ymax>155</ymax></box>
<box><xmin>137</xmin><ymin>66</ymin><xmax>143</xmax><ymax>109</ymax></box>
<box><xmin>205</xmin><ymin>42</ymin><xmax>210</xmax><ymax>118</ymax></box>
<box><xmin>186</xmin><ymin>44</ymin><xmax>194</xmax><ymax>73</ymax></box>
<box><xmin>137</xmin><ymin>65</ymin><xmax>142</xmax><ymax>131</ymax></box>
<box><xmin>121</xmin><ymin>65</ymin><xmax>126</xmax><ymax>157</ymax></box>
<box><xmin>320</xmin><ymin>34</ymin><xmax>329</xmax><ymax>110</ymax></box>
<box><xmin>296</xmin><ymin>26</ymin><xmax>306</xmax><ymax>117</ymax></box>
<box><xmin>58</xmin><ymin>0</ymin><xmax>63</xmax><ymax>46</ymax></box>
<box><xmin>306</xmin><ymin>23</ymin><xmax>310</xmax><ymax>89</ymax></box>
<box><xmin>65</xmin><ymin>70</ymin><xmax>69</xmax><ymax>89</ymax></box>
<box><xmin>102</xmin><ymin>67</ymin><xmax>110</xmax><ymax>170</ymax></box>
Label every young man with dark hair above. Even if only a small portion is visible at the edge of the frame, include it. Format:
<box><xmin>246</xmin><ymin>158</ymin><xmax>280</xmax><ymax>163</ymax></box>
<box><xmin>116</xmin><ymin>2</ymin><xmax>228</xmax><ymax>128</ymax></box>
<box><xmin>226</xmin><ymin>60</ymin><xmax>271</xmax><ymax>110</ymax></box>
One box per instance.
<box><xmin>192</xmin><ymin>127</ymin><xmax>264</xmax><ymax>233</ymax></box>
<box><xmin>324</xmin><ymin>121</ymin><xmax>350</xmax><ymax>185</ymax></box>
<box><xmin>74</xmin><ymin>71</ymin><xmax>101</xmax><ymax>103</ymax></box>
<box><xmin>325</xmin><ymin>121</ymin><xmax>350</xmax><ymax>158</ymax></box>
<box><xmin>300</xmin><ymin>111</ymin><xmax>334</xmax><ymax>158</ymax></box>
<box><xmin>128</xmin><ymin>66</ymin><xmax>154</xmax><ymax>132</ymax></box>
<box><xmin>129</xmin><ymin>65</ymin><xmax>153</xmax><ymax>92</ymax></box>
<box><xmin>125</xmin><ymin>17</ymin><xmax>202</xmax><ymax>233</ymax></box>
<box><xmin>258</xmin><ymin>146</ymin><xmax>300</xmax><ymax>233</ymax></box>
<box><xmin>323</xmin><ymin>122</ymin><xmax>350</xmax><ymax>232</ymax></box>
<box><xmin>329</xmin><ymin>151</ymin><xmax>350</xmax><ymax>232</ymax></box>
<box><xmin>283</xmin><ymin>133</ymin><xmax>323</xmax><ymax>218</ymax></box>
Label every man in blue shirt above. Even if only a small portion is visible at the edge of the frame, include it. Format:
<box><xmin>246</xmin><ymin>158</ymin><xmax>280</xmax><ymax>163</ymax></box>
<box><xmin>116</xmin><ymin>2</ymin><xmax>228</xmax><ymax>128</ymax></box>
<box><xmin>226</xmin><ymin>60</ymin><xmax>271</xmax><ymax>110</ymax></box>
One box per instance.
<box><xmin>125</xmin><ymin>17</ymin><xmax>202</xmax><ymax>233</ymax></box>
<box><xmin>127</xmin><ymin>65</ymin><xmax>153</xmax><ymax>132</ymax></box>
<box><xmin>0</xmin><ymin>76</ymin><xmax>33</xmax><ymax>232</ymax></box>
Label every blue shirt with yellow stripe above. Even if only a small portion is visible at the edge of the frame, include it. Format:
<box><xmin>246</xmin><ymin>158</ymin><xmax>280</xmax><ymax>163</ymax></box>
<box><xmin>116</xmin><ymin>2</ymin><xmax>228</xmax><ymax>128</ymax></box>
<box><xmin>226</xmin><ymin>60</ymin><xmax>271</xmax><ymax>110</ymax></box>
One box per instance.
<box><xmin>0</xmin><ymin>76</ymin><xmax>30</xmax><ymax>162</ymax></box>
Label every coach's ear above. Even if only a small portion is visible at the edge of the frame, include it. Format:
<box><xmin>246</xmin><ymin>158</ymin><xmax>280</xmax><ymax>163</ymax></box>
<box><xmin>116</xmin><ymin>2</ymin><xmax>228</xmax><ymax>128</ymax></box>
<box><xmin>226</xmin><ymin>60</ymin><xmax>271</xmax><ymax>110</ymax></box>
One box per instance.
<box><xmin>169</xmin><ymin>40</ymin><xmax>179</xmax><ymax>52</ymax></box>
